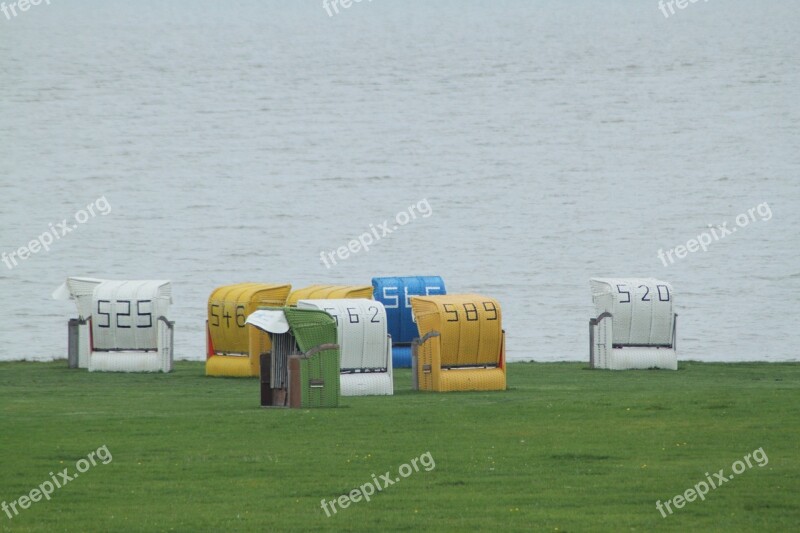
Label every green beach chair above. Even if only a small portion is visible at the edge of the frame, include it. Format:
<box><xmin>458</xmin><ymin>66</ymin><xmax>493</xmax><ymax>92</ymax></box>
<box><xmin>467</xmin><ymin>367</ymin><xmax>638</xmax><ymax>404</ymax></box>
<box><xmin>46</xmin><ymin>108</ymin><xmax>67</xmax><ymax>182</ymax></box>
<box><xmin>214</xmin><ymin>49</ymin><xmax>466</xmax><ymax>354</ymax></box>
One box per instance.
<box><xmin>247</xmin><ymin>307</ymin><xmax>340</xmax><ymax>408</ymax></box>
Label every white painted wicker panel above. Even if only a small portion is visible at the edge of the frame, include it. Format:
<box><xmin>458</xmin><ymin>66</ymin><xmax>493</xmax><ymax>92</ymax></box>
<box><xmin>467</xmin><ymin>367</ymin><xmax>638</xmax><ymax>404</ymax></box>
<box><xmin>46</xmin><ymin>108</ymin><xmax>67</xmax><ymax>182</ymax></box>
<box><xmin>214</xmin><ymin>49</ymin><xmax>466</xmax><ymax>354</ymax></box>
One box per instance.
<box><xmin>88</xmin><ymin>316</ymin><xmax>173</xmax><ymax>372</ymax></box>
<box><xmin>298</xmin><ymin>299</ymin><xmax>389</xmax><ymax>370</ymax></box>
<box><xmin>592</xmin><ymin>318</ymin><xmax>612</xmax><ymax>369</ymax></box>
<box><xmin>607</xmin><ymin>347</ymin><xmax>677</xmax><ymax>371</ymax></box>
<box><xmin>591</xmin><ymin>278</ymin><xmax>674</xmax><ymax>347</ymax></box>
<box><xmin>78</xmin><ymin>321</ymin><xmax>91</xmax><ymax>369</ymax></box>
<box><xmin>52</xmin><ymin>277</ymin><xmax>105</xmax><ymax>319</ymax></box>
<box><xmin>89</xmin><ymin>351</ymin><xmax>165</xmax><ymax>373</ymax></box>
<box><xmin>341</xmin><ymin>373</ymin><xmax>394</xmax><ymax>396</ymax></box>
<box><xmin>91</xmin><ymin>280</ymin><xmax>171</xmax><ymax>351</ymax></box>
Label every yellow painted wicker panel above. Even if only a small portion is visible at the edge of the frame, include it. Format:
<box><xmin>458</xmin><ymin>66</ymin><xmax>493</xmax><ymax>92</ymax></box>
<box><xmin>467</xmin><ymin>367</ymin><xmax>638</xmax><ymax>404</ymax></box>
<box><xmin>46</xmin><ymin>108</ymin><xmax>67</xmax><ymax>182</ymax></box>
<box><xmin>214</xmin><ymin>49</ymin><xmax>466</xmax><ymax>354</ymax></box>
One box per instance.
<box><xmin>205</xmin><ymin>354</ymin><xmax>255</xmax><ymax>377</ymax></box>
<box><xmin>411</xmin><ymin>294</ymin><xmax>502</xmax><ymax>367</ymax></box>
<box><xmin>208</xmin><ymin>283</ymin><xmax>291</xmax><ymax>355</ymax></box>
<box><xmin>286</xmin><ymin>284</ymin><xmax>373</xmax><ymax>306</ymax></box>
<box><xmin>415</xmin><ymin>330</ymin><xmax>506</xmax><ymax>392</ymax></box>
<box><xmin>438</xmin><ymin>367</ymin><xmax>506</xmax><ymax>392</ymax></box>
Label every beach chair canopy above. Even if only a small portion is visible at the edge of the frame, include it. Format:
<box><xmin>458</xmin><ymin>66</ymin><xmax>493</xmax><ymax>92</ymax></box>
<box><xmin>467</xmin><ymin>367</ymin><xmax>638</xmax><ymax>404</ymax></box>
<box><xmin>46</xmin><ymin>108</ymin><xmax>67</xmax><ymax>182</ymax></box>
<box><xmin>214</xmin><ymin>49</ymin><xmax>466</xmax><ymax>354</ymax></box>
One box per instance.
<box><xmin>52</xmin><ymin>277</ymin><xmax>106</xmax><ymax>319</ymax></box>
<box><xmin>207</xmin><ymin>283</ymin><xmax>292</xmax><ymax>355</ymax></box>
<box><xmin>91</xmin><ymin>280</ymin><xmax>172</xmax><ymax>351</ymax></box>
<box><xmin>372</xmin><ymin>276</ymin><xmax>446</xmax><ymax>345</ymax></box>
<box><xmin>412</xmin><ymin>294</ymin><xmax>503</xmax><ymax>367</ymax></box>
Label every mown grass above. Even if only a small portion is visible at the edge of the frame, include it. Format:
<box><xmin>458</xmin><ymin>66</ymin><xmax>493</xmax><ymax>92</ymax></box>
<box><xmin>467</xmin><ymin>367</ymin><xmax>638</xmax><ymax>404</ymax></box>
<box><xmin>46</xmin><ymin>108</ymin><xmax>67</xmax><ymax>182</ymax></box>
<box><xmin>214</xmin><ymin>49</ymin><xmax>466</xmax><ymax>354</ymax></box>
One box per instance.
<box><xmin>0</xmin><ymin>361</ymin><xmax>798</xmax><ymax>532</ymax></box>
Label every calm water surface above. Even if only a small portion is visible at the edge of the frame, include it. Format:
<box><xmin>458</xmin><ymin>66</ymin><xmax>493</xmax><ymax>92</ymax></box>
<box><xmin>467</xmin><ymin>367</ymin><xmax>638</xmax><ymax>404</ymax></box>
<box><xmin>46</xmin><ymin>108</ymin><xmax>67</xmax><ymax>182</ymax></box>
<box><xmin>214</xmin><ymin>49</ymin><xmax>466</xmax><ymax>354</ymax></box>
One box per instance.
<box><xmin>1</xmin><ymin>1</ymin><xmax>798</xmax><ymax>362</ymax></box>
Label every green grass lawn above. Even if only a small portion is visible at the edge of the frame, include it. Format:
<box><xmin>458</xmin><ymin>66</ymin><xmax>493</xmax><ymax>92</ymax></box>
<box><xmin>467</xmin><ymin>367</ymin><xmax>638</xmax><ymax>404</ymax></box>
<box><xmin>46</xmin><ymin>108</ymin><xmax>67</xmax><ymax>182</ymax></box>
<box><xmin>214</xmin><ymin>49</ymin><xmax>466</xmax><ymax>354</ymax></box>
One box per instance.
<box><xmin>1</xmin><ymin>361</ymin><xmax>798</xmax><ymax>532</ymax></box>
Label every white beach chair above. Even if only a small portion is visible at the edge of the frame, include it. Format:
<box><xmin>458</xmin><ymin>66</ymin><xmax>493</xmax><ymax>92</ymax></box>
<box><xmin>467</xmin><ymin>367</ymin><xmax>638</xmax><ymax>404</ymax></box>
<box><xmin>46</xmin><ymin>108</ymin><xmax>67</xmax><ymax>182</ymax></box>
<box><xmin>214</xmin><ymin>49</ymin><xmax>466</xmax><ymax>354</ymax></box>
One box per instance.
<box><xmin>298</xmin><ymin>299</ymin><xmax>393</xmax><ymax>396</ymax></box>
<box><xmin>53</xmin><ymin>278</ymin><xmax>174</xmax><ymax>372</ymax></box>
<box><xmin>589</xmin><ymin>278</ymin><xmax>677</xmax><ymax>370</ymax></box>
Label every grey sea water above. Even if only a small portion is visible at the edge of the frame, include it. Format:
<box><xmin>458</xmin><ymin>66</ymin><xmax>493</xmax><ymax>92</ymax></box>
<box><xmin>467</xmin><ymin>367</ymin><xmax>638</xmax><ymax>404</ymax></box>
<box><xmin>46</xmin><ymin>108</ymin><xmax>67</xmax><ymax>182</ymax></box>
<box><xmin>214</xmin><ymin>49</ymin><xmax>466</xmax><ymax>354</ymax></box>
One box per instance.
<box><xmin>1</xmin><ymin>0</ymin><xmax>798</xmax><ymax>363</ymax></box>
